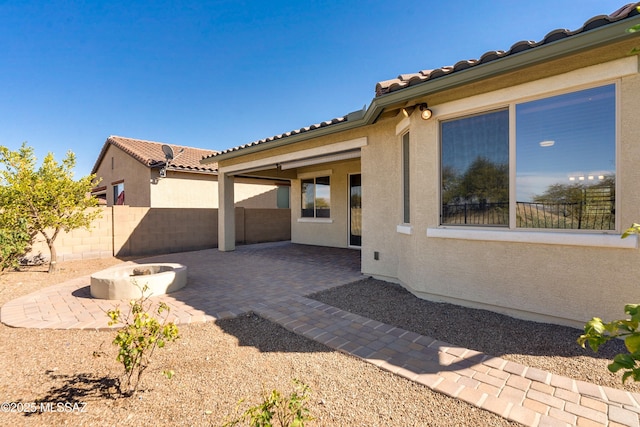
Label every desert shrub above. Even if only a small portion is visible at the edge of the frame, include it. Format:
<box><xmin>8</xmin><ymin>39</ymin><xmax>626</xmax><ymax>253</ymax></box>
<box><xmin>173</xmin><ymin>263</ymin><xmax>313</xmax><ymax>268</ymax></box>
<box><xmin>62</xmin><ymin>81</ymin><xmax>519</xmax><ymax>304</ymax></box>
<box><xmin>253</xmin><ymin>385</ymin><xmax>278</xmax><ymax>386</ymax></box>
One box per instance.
<box><xmin>106</xmin><ymin>281</ymin><xmax>179</xmax><ymax>396</ymax></box>
<box><xmin>222</xmin><ymin>379</ymin><xmax>313</xmax><ymax>427</ymax></box>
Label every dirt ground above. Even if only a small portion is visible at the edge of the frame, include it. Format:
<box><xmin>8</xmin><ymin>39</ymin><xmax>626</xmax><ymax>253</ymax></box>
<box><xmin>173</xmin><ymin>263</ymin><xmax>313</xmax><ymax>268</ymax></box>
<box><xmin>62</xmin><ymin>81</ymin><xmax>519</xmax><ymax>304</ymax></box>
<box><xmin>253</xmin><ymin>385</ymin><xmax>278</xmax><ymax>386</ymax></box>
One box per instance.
<box><xmin>0</xmin><ymin>257</ymin><xmax>519</xmax><ymax>426</ymax></box>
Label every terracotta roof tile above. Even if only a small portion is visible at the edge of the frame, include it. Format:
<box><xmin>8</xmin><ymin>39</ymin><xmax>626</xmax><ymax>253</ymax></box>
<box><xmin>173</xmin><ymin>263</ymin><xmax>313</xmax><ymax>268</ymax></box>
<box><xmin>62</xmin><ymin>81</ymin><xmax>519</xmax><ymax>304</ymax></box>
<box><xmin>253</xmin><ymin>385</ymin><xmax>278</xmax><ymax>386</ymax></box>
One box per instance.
<box><xmin>202</xmin><ymin>116</ymin><xmax>348</xmax><ymax>161</ymax></box>
<box><xmin>375</xmin><ymin>3</ymin><xmax>640</xmax><ymax>96</ymax></box>
<box><xmin>91</xmin><ymin>136</ymin><xmax>218</xmax><ymax>174</ymax></box>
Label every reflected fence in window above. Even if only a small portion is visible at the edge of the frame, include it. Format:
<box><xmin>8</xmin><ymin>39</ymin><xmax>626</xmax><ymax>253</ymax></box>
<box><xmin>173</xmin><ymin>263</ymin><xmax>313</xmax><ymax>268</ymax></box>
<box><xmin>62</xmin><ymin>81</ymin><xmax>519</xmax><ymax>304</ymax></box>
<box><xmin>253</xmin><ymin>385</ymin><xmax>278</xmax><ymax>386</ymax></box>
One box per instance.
<box><xmin>441</xmin><ymin>202</ymin><xmax>509</xmax><ymax>226</ymax></box>
<box><xmin>442</xmin><ymin>197</ymin><xmax>615</xmax><ymax>230</ymax></box>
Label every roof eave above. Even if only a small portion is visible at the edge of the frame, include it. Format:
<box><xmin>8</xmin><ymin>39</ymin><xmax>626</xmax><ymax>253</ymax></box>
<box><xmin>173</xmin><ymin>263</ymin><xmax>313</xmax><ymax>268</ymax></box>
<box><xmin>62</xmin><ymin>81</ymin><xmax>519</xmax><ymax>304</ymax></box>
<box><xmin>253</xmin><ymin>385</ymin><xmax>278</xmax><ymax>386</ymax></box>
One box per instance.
<box><xmin>202</xmin><ymin>110</ymin><xmax>368</xmax><ymax>163</ymax></box>
<box><xmin>372</xmin><ymin>16</ymin><xmax>640</xmax><ymax>106</ymax></box>
<box><xmin>204</xmin><ymin>15</ymin><xmax>640</xmax><ymax>164</ymax></box>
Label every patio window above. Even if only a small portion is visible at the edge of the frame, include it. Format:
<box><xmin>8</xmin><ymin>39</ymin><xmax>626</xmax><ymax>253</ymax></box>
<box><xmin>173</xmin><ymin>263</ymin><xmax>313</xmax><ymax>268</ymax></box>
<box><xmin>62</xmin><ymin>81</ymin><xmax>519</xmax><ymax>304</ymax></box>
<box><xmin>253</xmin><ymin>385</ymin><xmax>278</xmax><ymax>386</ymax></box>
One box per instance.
<box><xmin>440</xmin><ymin>84</ymin><xmax>616</xmax><ymax>230</ymax></box>
<box><xmin>301</xmin><ymin>176</ymin><xmax>330</xmax><ymax>218</ymax></box>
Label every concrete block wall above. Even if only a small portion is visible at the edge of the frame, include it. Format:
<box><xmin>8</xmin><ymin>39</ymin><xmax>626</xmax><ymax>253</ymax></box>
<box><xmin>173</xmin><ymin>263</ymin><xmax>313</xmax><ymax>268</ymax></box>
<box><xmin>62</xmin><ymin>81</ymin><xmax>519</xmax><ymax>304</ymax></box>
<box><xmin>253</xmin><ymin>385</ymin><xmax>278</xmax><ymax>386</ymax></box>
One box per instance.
<box><xmin>242</xmin><ymin>208</ymin><xmax>291</xmax><ymax>244</ymax></box>
<box><xmin>26</xmin><ymin>206</ymin><xmax>291</xmax><ymax>262</ymax></box>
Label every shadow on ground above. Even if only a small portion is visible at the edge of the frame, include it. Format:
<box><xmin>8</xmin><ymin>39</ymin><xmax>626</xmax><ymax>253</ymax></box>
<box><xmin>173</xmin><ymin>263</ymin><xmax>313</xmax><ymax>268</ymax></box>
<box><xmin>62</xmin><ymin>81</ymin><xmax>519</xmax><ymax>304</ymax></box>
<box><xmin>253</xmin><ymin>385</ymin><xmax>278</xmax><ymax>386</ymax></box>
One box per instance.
<box><xmin>215</xmin><ymin>312</ymin><xmax>332</xmax><ymax>353</ymax></box>
<box><xmin>309</xmin><ymin>277</ymin><xmax>626</xmax><ymax>361</ymax></box>
<box><xmin>20</xmin><ymin>372</ymin><xmax>118</xmax><ymax>418</ymax></box>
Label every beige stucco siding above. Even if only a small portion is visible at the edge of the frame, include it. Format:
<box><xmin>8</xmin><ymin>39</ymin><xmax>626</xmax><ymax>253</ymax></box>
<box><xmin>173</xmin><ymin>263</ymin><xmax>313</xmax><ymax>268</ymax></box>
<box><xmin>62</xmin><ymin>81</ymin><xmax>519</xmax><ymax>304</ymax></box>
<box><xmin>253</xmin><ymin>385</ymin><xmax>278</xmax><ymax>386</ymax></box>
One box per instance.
<box><xmin>150</xmin><ymin>170</ymin><xmax>217</xmax><ymax>208</ymax></box>
<box><xmin>362</xmin><ymin>58</ymin><xmax>640</xmax><ymax>327</ymax></box>
<box><xmin>93</xmin><ymin>145</ymin><xmax>151</xmax><ymax>207</ymax></box>
<box><xmin>95</xmin><ymin>146</ymin><xmax>279</xmax><ymax>208</ymax></box>
<box><xmin>149</xmin><ymin>173</ymin><xmax>279</xmax><ymax>208</ymax></box>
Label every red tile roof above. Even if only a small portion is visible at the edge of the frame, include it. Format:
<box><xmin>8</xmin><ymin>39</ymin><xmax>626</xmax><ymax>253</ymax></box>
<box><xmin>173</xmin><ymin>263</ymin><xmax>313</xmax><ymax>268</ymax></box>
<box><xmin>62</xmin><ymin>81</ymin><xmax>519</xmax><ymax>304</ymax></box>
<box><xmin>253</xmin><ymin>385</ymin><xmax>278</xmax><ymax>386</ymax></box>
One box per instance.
<box><xmin>375</xmin><ymin>3</ymin><xmax>640</xmax><ymax>96</ymax></box>
<box><xmin>92</xmin><ymin>136</ymin><xmax>218</xmax><ymax>174</ymax></box>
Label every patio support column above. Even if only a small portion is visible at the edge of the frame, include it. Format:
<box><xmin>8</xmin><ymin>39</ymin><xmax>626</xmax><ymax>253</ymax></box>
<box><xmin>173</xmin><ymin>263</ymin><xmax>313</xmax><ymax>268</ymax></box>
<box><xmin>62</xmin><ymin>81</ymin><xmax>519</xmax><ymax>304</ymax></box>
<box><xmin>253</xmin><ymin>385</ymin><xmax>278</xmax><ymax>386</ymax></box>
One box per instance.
<box><xmin>218</xmin><ymin>171</ymin><xmax>235</xmax><ymax>252</ymax></box>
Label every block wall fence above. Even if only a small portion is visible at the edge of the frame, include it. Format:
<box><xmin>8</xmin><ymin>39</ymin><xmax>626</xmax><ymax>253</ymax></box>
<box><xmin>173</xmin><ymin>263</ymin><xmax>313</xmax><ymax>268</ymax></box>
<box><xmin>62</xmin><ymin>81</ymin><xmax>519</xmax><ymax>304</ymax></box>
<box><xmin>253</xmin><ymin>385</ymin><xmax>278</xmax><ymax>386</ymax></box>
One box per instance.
<box><xmin>28</xmin><ymin>206</ymin><xmax>291</xmax><ymax>262</ymax></box>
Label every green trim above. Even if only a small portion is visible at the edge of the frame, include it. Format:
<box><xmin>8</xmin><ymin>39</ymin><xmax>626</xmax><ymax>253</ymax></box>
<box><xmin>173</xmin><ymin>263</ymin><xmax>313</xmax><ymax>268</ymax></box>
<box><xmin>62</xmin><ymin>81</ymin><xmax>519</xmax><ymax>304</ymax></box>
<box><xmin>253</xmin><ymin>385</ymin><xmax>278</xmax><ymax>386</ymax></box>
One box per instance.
<box><xmin>206</xmin><ymin>16</ymin><xmax>640</xmax><ymax>164</ymax></box>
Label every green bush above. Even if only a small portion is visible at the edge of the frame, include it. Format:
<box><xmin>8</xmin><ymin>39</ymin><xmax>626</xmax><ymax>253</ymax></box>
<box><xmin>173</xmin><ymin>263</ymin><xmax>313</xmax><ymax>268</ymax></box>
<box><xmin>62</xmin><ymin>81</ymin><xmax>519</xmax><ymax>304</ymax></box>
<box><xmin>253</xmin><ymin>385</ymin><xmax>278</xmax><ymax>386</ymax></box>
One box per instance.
<box><xmin>577</xmin><ymin>223</ymin><xmax>640</xmax><ymax>383</ymax></box>
<box><xmin>222</xmin><ymin>379</ymin><xmax>314</xmax><ymax>427</ymax></box>
<box><xmin>0</xmin><ymin>215</ymin><xmax>30</xmax><ymax>273</ymax></box>
<box><xmin>106</xmin><ymin>281</ymin><xmax>179</xmax><ymax>396</ymax></box>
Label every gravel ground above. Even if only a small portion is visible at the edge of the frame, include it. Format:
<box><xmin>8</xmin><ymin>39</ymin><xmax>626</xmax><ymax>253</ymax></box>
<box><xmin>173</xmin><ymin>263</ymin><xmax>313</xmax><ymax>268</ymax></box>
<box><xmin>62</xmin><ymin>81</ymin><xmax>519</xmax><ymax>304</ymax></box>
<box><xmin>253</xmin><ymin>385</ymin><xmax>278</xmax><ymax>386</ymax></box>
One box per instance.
<box><xmin>1</xmin><ymin>256</ymin><xmax>636</xmax><ymax>426</ymax></box>
<box><xmin>310</xmin><ymin>277</ymin><xmax>640</xmax><ymax>394</ymax></box>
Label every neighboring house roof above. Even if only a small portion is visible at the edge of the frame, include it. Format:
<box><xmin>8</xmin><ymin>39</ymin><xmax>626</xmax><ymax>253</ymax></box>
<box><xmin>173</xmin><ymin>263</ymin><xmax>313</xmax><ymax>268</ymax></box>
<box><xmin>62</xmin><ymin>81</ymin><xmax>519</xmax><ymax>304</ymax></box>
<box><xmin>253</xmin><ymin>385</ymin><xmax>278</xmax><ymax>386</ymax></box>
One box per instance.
<box><xmin>203</xmin><ymin>3</ymin><xmax>639</xmax><ymax>163</ymax></box>
<box><xmin>375</xmin><ymin>3</ymin><xmax>640</xmax><ymax>96</ymax></box>
<box><xmin>92</xmin><ymin>135</ymin><xmax>218</xmax><ymax>174</ymax></box>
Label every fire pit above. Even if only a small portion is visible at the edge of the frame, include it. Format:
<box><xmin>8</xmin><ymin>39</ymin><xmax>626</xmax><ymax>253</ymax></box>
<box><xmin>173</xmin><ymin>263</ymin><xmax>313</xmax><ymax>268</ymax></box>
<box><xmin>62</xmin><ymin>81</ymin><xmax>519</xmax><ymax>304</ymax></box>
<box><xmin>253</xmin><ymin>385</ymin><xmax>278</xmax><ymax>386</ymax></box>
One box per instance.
<box><xmin>90</xmin><ymin>263</ymin><xmax>187</xmax><ymax>300</ymax></box>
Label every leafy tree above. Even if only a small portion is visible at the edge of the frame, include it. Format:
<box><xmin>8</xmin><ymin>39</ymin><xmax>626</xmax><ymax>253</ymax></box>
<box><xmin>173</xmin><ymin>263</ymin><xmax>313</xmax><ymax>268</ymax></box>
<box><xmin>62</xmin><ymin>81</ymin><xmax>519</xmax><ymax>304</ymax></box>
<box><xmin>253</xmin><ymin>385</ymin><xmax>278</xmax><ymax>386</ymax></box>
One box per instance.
<box><xmin>443</xmin><ymin>157</ymin><xmax>508</xmax><ymax>206</ymax></box>
<box><xmin>0</xmin><ymin>142</ymin><xmax>101</xmax><ymax>272</ymax></box>
<box><xmin>458</xmin><ymin>157</ymin><xmax>509</xmax><ymax>205</ymax></box>
<box><xmin>0</xmin><ymin>211</ymin><xmax>30</xmax><ymax>273</ymax></box>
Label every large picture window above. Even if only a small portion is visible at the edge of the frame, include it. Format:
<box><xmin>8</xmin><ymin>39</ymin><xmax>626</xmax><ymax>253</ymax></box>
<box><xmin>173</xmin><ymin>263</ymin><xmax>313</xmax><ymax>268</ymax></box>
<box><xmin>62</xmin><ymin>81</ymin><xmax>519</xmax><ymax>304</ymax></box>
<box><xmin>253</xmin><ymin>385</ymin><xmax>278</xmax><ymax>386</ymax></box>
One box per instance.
<box><xmin>441</xmin><ymin>110</ymin><xmax>509</xmax><ymax>226</ymax></box>
<box><xmin>441</xmin><ymin>84</ymin><xmax>616</xmax><ymax>230</ymax></box>
<box><xmin>301</xmin><ymin>176</ymin><xmax>330</xmax><ymax>218</ymax></box>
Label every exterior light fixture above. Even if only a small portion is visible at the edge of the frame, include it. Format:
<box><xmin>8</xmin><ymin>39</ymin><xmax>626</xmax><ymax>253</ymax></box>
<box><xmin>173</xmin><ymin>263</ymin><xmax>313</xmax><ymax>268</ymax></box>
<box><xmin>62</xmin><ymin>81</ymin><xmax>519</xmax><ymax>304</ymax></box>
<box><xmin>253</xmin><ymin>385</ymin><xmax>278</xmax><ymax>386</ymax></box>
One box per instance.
<box><xmin>419</xmin><ymin>103</ymin><xmax>432</xmax><ymax>120</ymax></box>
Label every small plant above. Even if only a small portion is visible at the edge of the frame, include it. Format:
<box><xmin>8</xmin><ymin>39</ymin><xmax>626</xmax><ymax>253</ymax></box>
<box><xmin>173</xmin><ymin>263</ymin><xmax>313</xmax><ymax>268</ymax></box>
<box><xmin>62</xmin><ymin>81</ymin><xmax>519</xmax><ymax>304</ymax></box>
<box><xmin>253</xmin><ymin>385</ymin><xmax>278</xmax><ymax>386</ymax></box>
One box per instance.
<box><xmin>222</xmin><ymin>379</ymin><xmax>314</xmax><ymax>427</ymax></box>
<box><xmin>577</xmin><ymin>223</ymin><xmax>640</xmax><ymax>383</ymax></box>
<box><xmin>106</xmin><ymin>281</ymin><xmax>179</xmax><ymax>396</ymax></box>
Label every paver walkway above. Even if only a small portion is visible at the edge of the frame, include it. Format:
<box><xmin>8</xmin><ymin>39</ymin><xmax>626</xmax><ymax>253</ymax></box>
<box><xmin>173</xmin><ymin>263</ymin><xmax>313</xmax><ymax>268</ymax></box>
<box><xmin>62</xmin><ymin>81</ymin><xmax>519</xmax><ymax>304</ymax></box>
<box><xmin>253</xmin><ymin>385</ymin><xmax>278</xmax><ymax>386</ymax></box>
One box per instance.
<box><xmin>2</xmin><ymin>241</ymin><xmax>640</xmax><ymax>426</ymax></box>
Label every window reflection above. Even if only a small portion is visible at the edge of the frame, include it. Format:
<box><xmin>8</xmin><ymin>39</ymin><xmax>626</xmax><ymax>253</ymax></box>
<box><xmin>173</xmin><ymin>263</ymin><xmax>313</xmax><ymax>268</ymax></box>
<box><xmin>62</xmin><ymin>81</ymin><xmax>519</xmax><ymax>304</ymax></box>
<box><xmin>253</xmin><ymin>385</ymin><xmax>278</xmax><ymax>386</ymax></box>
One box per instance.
<box><xmin>301</xmin><ymin>176</ymin><xmax>331</xmax><ymax>218</ymax></box>
<box><xmin>516</xmin><ymin>84</ymin><xmax>615</xmax><ymax>230</ymax></box>
<box><xmin>441</xmin><ymin>109</ymin><xmax>509</xmax><ymax>226</ymax></box>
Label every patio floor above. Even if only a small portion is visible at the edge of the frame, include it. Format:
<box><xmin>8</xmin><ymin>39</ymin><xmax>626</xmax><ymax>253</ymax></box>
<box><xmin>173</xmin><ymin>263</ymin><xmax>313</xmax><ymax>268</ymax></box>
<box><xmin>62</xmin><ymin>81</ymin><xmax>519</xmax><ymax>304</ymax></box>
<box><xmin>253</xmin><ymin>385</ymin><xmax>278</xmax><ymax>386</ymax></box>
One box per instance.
<box><xmin>2</xmin><ymin>241</ymin><xmax>639</xmax><ymax>427</ymax></box>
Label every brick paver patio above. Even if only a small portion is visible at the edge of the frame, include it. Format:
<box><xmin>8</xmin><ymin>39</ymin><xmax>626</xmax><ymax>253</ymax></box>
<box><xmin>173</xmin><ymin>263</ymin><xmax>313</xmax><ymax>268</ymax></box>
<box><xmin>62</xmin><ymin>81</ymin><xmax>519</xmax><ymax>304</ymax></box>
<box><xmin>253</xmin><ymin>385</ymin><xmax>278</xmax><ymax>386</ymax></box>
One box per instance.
<box><xmin>2</xmin><ymin>241</ymin><xmax>639</xmax><ymax>426</ymax></box>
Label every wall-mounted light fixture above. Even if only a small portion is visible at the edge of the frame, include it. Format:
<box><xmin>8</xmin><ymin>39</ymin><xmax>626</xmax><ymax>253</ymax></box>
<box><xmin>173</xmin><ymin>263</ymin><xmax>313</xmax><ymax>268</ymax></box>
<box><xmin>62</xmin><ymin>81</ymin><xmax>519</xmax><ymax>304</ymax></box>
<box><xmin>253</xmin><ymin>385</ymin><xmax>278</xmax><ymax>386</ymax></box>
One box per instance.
<box><xmin>419</xmin><ymin>103</ymin><xmax>432</xmax><ymax>120</ymax></box>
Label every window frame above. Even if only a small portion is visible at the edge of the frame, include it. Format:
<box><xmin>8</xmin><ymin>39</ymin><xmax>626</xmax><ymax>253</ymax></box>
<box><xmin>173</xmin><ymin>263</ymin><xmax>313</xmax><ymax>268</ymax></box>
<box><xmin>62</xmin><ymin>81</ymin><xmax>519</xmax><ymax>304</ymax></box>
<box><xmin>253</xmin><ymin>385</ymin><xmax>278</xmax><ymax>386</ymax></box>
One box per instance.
<box><xmin>300</xmin><ymin>175</ymin><xmax>331</xmax><ymax>220</ymax></box>
<box><xmin>437</xmin><ymin>81</ymin><xmax>619</xmax><ymax>234</ymax></box>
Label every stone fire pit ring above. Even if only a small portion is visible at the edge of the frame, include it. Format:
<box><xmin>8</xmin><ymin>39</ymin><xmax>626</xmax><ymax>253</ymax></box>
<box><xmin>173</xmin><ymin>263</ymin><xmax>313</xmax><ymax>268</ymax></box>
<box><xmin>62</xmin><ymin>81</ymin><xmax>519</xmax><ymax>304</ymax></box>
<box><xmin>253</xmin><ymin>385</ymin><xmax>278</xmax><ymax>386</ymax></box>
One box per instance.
<box><xmin>90</xmin><ymin>263</ymin><xmax>187</xmax><ymax>300</ymax></box>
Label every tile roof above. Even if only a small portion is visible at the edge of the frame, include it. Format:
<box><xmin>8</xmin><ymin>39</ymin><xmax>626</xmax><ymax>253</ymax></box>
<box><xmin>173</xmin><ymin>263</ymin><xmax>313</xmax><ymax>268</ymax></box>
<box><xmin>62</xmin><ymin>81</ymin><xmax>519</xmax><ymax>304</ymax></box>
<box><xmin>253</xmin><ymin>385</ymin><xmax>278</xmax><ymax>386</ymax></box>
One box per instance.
<box><xmin>202</xmin><ymin>116</ymin><xmax>350</xmax><ymax>160</ymax></box>
<box><xmin>375</xmin><ymin>3</ymin><xmax>640</xmax><ymax>96</ymax></box>
<box><xmin>203</xmin><ymin>3</ymin><xmax>639</xmax><ymax>163</ymax></box>
<box><xmin>92</xmin><ymin>136</ymin><xmax>218</xmax><ymax>174</ymax></box>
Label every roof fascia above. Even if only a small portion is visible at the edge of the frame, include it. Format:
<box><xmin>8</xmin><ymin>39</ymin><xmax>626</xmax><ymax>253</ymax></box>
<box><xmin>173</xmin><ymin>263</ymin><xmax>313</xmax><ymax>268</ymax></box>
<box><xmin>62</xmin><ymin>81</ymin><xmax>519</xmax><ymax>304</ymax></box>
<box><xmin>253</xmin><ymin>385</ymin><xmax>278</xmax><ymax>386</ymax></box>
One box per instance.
<box><xmin>208</xmin><ymin>16</ymin><xmax>639</xmax><ymax>164</ymax></box>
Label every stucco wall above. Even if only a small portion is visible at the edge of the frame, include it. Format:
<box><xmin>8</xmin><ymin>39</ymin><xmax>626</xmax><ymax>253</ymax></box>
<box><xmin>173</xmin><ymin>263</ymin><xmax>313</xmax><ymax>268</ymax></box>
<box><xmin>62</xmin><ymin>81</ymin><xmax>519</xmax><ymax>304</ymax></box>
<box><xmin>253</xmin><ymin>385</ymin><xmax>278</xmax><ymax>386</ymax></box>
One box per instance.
<box><xmin>94</xmin><ymin>144</ymin><xmax>151</xmax><ymax>207</ymax></box>
<box><xmin>362</xmin><ymin>58</ymin><xmax>640</xmax><ymax>327</ymax></box>
<box><xmin>149</xmin><ymin>170</ymin><xmax>280</xmax><ymax>208</ymax></box>
<box><xmin>291</xmin><ymin>158</ymin><xmax>360</xmax><ymax>248</ymax></box>
<box><xmin>149</xmin><ymin>170</ymin><xmax>217</xmax><ymax>208</ymax></box>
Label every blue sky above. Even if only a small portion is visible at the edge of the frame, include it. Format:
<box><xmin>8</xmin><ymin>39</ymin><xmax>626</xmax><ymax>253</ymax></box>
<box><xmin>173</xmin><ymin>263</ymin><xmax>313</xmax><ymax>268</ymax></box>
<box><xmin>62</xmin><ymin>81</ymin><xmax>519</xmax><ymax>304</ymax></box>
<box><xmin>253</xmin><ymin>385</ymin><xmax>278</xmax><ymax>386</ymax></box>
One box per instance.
<box><xmin>0</xmin><ymin>0</ymin><xmax>622</xmax><ymax>177</ymax></box>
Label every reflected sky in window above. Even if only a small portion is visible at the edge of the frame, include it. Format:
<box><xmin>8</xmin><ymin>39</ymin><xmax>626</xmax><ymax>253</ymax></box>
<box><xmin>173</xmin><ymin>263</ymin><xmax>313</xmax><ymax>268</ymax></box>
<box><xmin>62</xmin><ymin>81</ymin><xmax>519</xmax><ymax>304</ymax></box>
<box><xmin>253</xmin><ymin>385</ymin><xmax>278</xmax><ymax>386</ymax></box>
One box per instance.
<box><xmin>441</xmin><ymin>109</ymin><xmax>509</xmax><ymax>175</ymax></box>
<box><xmin>516</xmin><ymin>84</ymin><xmax>615</xmax><ymax>202</ymax></box>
